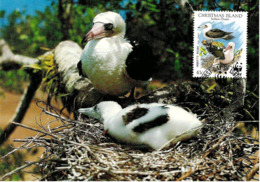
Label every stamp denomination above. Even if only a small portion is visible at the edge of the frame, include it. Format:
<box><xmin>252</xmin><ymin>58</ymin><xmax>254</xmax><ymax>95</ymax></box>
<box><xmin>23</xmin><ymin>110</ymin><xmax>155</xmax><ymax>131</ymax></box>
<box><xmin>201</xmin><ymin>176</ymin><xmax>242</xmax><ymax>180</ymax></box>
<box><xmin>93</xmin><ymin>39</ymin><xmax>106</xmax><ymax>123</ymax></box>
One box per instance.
<box><xmin>193</xmin><ymin>11</ymin><xmax>247</xmax><ymax>78</ymax></box>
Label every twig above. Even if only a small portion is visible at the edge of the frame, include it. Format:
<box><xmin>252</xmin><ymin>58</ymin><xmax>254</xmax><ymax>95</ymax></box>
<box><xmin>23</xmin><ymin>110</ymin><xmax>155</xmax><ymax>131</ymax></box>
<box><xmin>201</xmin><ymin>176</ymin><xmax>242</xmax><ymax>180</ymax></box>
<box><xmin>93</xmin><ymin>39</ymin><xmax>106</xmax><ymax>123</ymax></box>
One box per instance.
<box><xmin>246</xmin><ymin>163</ymin><xmax>259</xmax><ymax>181</ymax></box>
<box><xmin>176</xmin><ymin>168</ymin><xmax>194</xmax><ymax>181</ymax></box>
<box><xmin>0</xmin><ymin>160</ymin><xmax>42</xmax><ymax>180</ymax></box>
<box><xmin>202</xmin><ymin>124</ymin><xmax>238</xmax><ymax>159</ymax></box>
<box><xmin>9</xmin><ymin>121</ymin><xmax>60</xmax><ymax>140</ymax></box>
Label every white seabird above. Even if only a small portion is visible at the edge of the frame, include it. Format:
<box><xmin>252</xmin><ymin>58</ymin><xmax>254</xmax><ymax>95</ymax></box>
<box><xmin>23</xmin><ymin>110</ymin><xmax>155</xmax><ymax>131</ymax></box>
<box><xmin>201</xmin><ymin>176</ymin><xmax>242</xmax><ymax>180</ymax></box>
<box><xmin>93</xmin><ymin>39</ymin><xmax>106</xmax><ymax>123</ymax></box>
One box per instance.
<box><xmin>78</xmin><ymin>101</ymin><xmax>202</xmax><ymax>150</ymax></box>
<box><xmin>214</xmin><ymin>42</ymin><xmax>235</xmax><ymax>65</ymax></box>
<box><xmin>199</xmin><ymin>23</ymin><xmax>235</xmax><ymax>40</ymax></box>
<box><xmin>78</xmin><ymin>11</ymin><xmax>157</xmax><ymax>96</ymax></box>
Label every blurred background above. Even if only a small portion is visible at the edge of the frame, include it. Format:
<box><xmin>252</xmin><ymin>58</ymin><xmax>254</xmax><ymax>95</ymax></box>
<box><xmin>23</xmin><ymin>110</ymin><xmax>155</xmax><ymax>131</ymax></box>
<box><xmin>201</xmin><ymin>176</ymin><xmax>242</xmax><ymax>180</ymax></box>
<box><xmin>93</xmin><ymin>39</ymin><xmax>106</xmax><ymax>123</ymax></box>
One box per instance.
<box><xmin>0</xmin><ymin>0</ymin><xmax>259</xmax><ymax>180</ymax></box>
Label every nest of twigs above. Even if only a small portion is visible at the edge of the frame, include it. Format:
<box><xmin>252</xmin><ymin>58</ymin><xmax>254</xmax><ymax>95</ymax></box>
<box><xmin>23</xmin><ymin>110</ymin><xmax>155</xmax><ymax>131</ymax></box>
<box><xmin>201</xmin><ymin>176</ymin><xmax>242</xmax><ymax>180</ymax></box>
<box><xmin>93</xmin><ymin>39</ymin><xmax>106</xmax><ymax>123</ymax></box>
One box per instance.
<box><xmin>1</xmin><ymin>81</ymin><xmax>259</xmax><ymax>181</ymax></box>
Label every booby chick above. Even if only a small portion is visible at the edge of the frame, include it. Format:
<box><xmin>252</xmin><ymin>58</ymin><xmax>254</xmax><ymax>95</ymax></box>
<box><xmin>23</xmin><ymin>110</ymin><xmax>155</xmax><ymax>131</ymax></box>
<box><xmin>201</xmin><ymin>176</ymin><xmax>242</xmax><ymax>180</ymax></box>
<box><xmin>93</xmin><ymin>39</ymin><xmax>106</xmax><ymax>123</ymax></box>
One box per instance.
<box><xmin>199</xmin><ymin>23</ymin><xmax>235</xmax><ymax>40</ymax></box>
<box><xmin>214</xmin><ymin>42</ymin><xmax>235</xmax><ymax>65</ymax></box>
<box><xmin>78</xmin><ymin>11</ymin><xmax>157</xmax><ymax>96</ymax></box>
<box><xmin>78</xmin><ymin>101</ymin><xmax>202</xmax><ymax>150</ymax></box>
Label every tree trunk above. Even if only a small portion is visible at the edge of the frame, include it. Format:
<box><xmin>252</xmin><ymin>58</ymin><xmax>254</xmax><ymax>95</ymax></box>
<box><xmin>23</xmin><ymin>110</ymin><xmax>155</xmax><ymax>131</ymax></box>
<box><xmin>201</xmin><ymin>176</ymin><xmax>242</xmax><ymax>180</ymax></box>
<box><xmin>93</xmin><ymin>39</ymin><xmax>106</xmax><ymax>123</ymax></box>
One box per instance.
<box><xmin>58</xmin><ymin>0</ymin><xmax>73</xmax><ymax>40</ymax></box>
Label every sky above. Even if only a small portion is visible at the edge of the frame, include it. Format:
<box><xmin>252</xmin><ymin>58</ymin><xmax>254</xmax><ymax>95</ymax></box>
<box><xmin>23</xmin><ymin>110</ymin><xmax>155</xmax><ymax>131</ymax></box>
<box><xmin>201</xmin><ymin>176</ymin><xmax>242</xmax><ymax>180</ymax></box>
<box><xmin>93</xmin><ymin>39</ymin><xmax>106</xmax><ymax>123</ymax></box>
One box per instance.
<box><xmin>0</xmin><ymin>0</ymin><xmax>54</xmax><ymax>27</ymax></box>
<box><xmin>0</xmin><ymin>0</ymin><xmax>129</xmax><ymax>27</ymax></box>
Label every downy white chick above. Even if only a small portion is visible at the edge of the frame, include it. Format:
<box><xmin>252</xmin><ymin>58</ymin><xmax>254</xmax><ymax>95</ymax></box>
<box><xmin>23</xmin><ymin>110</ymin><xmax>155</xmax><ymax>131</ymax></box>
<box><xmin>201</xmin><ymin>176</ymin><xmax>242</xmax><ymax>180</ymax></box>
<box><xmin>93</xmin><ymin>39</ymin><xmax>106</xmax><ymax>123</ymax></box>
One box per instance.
<box><xmin>78</xmin><ymin>101</ymin><xmax>202</xmax><ymax>150</ymax></box>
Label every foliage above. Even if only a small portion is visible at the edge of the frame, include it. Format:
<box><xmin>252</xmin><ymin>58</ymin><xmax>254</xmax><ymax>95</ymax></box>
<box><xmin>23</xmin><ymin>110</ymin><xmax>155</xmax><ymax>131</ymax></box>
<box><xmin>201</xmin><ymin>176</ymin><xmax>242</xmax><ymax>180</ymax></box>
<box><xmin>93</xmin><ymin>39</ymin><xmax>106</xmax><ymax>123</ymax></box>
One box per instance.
<box><xmin>25</xmin><ymin>51</ymin><xmax>70</xmax><ymax>104</ymax></box>
<box><xmin>199</xmin><ymin>46</ymin><xmax>207</xmax><ymax>57</ymax></box>
<box><xmin>0</xmin><ymin>69</ymin><xmax>28</xmax><ymax>94</ymax></box>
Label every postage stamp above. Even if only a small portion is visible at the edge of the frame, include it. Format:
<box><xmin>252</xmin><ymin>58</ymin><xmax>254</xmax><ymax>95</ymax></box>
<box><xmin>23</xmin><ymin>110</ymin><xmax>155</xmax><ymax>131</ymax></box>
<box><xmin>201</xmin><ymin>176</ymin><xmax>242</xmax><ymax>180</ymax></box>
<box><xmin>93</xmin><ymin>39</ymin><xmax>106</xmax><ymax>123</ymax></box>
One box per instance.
<box><xmin>193</xmin><ymin>11</ymin><xmax>247</xmax><ymax>78</ymax></box>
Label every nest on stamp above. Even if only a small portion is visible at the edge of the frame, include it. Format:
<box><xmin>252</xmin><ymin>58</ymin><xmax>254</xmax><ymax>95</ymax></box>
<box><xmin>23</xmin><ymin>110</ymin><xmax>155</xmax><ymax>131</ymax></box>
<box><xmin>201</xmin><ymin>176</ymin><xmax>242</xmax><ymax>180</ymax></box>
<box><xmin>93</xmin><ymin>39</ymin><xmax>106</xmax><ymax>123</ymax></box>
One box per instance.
<box><xmin>1</xmin><ymin>81</ymin><xmax>259</xmax><ymax>181</ymax></box>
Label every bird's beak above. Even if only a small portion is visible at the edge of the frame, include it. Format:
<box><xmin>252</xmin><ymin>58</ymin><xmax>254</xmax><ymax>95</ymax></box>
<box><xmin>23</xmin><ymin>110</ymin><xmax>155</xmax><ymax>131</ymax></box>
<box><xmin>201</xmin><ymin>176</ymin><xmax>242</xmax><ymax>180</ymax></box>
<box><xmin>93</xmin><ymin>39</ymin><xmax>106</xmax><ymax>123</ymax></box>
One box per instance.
<box><xmin>224</xmin><ymin>45</ymin><xmax>232</xmax><ymax>52</ymax></box>
<box><xmin>78</xmin><ymin>107</ymin><xmax>101</xmax><ymax>120</ymax></box>
<box><xmin>78</xmin><ymin>107</ymin><xmax>93</xmax><ymax>115</ymax></box>
<box><xmin>81</xmin><ymin>23</ymin><xmax>112</xmax><ymax>44</ymax></box>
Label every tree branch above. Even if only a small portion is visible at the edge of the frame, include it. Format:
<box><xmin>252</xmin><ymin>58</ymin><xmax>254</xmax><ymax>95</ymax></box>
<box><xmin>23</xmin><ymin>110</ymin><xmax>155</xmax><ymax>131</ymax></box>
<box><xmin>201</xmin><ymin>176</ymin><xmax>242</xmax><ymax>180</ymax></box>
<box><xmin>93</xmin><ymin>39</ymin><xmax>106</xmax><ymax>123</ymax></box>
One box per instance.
<box><xmin>246</xmin><ymin>163</ymin><xmax>259</xmax><ymax>181</ymax></box>
<box><xmin>0</xmin><ymin>39</ymin><xmax>38</xmax><ymax>70</ymax></box>
<box><xmin>0</xmin><ymin>72</ymin><xmax>42</xmax><ymax>145</ymax></box>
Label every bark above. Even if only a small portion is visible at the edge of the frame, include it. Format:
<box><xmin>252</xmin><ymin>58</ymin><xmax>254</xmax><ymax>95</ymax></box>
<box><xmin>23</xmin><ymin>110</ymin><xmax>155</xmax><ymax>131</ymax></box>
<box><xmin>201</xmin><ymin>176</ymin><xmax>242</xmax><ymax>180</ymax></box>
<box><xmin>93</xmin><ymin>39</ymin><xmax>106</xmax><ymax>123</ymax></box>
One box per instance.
<box><xmin>0</xmin><ymin>39</ymin><xmax>38</xmax><ymax>70</ymax></box>
<box><xmin>58</xmin><ymin>0</ymin><xmax>73</xmax><ymax>40</ymax></box>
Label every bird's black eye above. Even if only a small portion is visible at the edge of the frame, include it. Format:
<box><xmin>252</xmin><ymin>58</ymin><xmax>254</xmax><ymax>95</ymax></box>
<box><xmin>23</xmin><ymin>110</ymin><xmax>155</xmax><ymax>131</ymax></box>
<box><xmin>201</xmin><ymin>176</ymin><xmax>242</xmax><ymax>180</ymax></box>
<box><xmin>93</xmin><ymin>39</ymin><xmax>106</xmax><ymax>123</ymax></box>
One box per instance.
<box><xmin>93</xmin><ymin>105</ymin><xmax>98</xmax><ymax>111</ymax></box>
<box><xmin>104</xmin><ymin>23</ymin><xmax>113</xmax><ymax>31</ymax></box>
<box><xmin>205</xmin><ymin>25</ymin><xmax>208</xmax><ymax>28</ymax></box>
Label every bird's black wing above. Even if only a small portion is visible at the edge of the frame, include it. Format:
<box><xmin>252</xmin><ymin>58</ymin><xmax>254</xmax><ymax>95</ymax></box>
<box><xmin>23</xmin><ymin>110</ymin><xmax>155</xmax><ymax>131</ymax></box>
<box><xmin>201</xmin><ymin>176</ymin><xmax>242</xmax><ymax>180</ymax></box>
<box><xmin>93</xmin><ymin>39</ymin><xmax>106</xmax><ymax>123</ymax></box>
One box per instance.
<box><xmin>206</xmin><ymin>29</ymin><xmax>232</xmax><ymax>38</ymax></box>
<box><xmin>207</xmin><ymin>46</ymin><xmax>225</xmax><ymax>59</ymax></box>
<box><xmin>202</xmin><ymin>40</ymin><xmax>225</xmax><ymax>59</ymax></box>
<box><xmin>77</xmin><ymin>60</ymin><xmax>84</xmax><ymax>77</ymax></box>
<box><xmin>125</xmin><ymin>40</ymin><xmax>158</xmax><ymax>81</ymax></box>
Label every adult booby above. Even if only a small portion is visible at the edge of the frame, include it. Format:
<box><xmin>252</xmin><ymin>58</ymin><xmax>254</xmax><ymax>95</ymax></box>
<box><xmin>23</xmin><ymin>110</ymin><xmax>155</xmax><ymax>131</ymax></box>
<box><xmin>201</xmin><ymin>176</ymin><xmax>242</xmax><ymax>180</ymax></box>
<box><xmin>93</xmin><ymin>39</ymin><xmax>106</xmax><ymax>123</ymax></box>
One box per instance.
<box><xmin>78</xmin><ymin>101</ymin><xmax>202</xmax><ymax>150</ymax></box>
<box><xmin>78</xmin><ymin>11</ymin><xmax>157</xmax><ymax>96</ymax></box>
<box><xmin>214</xmin><ymin>42</ymin><xmax>235</xmax><ymax>65</ymax></box>
<box><xmin>199</xmin><ymin>23</ymin><xmax>235</xmax><ymax>40</ymax></box>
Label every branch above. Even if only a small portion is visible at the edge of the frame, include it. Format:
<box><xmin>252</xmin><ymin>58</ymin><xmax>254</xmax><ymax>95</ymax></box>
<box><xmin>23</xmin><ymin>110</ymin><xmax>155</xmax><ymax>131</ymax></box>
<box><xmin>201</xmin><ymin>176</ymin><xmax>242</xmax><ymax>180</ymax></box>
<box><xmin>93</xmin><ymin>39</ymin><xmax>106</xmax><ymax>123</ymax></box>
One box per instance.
<box><xmin>0</xmin><ymin>72</ymin><xmax>42</xmax><ymax>145</ymax></box>
<box><xmin>0</xmin><ymin>39</ymin><xmax>38</xmax><ymax>70</ymax></box>
<box><xmin>232</xmin><ymin>78</ymin><xmax>246</xmax><ymax>109</ymax></box>
<box><xmin>0</xmin><ymin>161</ymin><xmax>38</xmax><ymax>180</ymax></box>
<box><xmin>246</xmin><ymin>163</ymin><xmax>259</xmax><ymax>181</ymax></box>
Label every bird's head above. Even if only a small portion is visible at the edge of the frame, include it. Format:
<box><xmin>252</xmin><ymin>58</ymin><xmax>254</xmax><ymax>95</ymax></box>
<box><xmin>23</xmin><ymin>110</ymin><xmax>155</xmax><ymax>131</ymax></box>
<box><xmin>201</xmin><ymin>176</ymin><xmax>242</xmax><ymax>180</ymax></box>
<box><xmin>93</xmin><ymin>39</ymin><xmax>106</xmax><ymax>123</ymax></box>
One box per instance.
<box><xmin>82</xmin><ymin>11</ymin><xmax>126</xmax><ymax>44</ymax></box>
<box><xmin>198</xmin><ymin>23</ymin><xmax>212</xmax><ymax>30</ymax></box>
<box><xmin>224</xmin><ymin>42</ymin><xmax>235</xmax><ymax>52</ymax></box>
<box><xmin>78</xmin><ymin>101</ymin><xmax>122</xmax><ymax>123</ymax></box>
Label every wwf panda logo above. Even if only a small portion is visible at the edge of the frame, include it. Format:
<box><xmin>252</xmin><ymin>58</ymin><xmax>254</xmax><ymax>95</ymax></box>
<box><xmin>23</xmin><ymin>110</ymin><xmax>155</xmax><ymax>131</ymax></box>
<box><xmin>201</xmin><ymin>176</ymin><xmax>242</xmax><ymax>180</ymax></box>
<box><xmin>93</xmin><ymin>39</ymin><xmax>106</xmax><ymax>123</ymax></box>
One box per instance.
<box><xmin>230</xmin><ymin>62</ymin><xmax>243</xmax><ymax>77</ymax></box>
<box><xmin>233</xmin><ymin>62</ymin><xmax>242</xmax><ymax>72</ymax></box>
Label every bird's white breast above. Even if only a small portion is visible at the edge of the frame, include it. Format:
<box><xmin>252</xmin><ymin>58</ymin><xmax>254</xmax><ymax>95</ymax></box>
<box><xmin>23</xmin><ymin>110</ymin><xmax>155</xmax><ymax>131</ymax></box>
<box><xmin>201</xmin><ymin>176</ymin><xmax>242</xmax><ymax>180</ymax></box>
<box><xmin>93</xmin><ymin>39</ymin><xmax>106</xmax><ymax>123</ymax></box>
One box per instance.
<box><xmin>80</xmin><ymin>37</ymin><xmax>134</xmax><ymax>95</ymax></box>
<box><xmin>221</xmin><ymin>49</ymin><xmax>234</xmax><ymax>64</ymax></box>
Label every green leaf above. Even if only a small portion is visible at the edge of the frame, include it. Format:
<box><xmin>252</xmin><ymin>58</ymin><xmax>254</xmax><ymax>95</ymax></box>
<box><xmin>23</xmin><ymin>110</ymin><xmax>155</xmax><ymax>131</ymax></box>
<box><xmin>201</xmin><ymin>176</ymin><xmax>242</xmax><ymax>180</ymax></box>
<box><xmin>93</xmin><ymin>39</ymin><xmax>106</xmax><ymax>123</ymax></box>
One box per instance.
<box><xmin>206</xmin><ymin>83</ymin><xmax>217</xmax><ymax>93</ymax></box>
<box><xmin>19</xmin><ymin>34</ymin><xmax>28</xmax><ymax>40</ymax></box>
<box><xmin>24</xmin><ymin>64</ymin><xmax>42</xmax><ymax>70</ymax></box>
<box><xmin>166</xmin><ymin>48</ymin><xmax>174</xmax><ymax>54</ymax></box>
<box><xmin>174</xmin><ymin>59</ymin><xmax>180</xmax><ymax>72</ymax></box>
